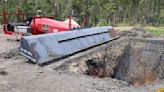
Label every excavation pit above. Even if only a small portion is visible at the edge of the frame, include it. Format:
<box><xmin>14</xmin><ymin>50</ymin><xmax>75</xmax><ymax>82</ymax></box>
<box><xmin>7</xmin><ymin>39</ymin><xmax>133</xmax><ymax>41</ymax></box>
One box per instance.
<box><xmin>4</xmin><ymin>28</ymin><xmax>161</xmax><ymax>86</ymax></box>
<box><xmin>54</xmin><ymin>36</ymin><xmax>164</xmax><ymax>86</ymax></box>
<box><xmin>0</xmin><ymin>28</ymin><xmax>164</xmax><ymax>91</ymax></box>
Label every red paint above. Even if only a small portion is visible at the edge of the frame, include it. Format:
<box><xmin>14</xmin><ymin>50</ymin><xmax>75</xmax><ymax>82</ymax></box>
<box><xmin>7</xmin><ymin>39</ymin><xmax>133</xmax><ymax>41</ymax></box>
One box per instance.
<box><xmin>30</xmin><ymin>17</ymin><xmax>80</xmax><ymax>35</ymax></box>
<box><xmin>2</xmin><ymin>11</ymin><xmax>12</xmax><ymax>35</ymax></box>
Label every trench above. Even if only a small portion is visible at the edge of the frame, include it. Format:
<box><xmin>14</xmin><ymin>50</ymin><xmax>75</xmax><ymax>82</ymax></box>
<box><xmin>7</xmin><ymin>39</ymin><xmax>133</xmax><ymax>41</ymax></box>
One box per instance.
<box><xmin>54</xmin><ymin>37</ymin><xmax>164</xmax><ymax>86</ymax></box>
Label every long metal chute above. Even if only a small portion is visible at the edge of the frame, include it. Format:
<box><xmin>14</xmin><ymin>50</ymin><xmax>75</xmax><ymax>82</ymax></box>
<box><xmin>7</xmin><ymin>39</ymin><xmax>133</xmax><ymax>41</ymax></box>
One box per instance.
<box><xmin>19</xmin><ymin>26</ymin><xmax>118</xmax><ymax>64</ymax></box>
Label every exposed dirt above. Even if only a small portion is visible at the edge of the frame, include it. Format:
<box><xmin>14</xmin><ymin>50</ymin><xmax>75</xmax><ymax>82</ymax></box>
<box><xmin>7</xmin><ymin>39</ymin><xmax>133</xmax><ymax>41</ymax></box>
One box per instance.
<box><xmin>53</xmin><ymin>37</ymin><xmax>164</xmax><ymax>84</ymax></box>
<box><xmin>0</xmin><ymin>28</ymin><xmax>164</xmax><ymax>92</ymax></box>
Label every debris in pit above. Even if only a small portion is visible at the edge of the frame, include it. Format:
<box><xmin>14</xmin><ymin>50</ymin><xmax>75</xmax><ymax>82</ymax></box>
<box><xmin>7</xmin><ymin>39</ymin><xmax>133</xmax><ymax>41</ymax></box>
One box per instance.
<box><xmin>86</xmin><ymin>59</ymin><xmax>107</xmax><ymax>78</ymax></box>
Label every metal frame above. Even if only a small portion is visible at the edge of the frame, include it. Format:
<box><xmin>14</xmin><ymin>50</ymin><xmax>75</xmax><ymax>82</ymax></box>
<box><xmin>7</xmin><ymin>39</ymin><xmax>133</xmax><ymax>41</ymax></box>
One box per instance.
<box><xmin>0</xmin><ymin>10</ymin><xmax>25</xmax><ymax>35</ymax></box>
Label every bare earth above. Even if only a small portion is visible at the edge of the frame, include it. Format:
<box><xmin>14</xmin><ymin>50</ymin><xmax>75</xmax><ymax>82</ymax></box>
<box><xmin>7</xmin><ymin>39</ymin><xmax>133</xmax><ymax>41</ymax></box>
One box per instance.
<box><xmin>0</xmin><ymin>32</ymin><xmax>163</xmax><ymax>92</ymax></box>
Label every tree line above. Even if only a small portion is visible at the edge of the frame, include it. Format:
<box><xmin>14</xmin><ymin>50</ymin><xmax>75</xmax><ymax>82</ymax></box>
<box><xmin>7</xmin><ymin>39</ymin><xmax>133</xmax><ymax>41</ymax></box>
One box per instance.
<box><xmin>0</xmin><ymin>0</ymin><xmax>164</xmax><ymax>26</ymax></box>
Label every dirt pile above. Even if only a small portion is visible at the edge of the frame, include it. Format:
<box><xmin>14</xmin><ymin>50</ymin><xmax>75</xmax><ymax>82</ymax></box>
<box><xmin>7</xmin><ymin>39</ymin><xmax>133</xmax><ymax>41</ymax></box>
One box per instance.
<box><xmin>120</xmin><ymin>28</ymin><xmax>153</xmax><ymax>38</ymax></box>
<box><xmin>54</xmin><ymin>28</ymin><xmax>164</xmax><ymax>86</ymax></box>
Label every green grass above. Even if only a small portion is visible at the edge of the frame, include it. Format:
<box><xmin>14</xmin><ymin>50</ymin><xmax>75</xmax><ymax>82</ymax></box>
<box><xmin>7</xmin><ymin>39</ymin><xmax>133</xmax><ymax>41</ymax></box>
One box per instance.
<box><xmin>144</xmin><ymin>27</ymin><xmax>164</xmax><ymax>37</ymax></box>
<box><xmin>114</xmin><ymin>26</ymin><xmax>164</xmax><ymax>37</ymax></box>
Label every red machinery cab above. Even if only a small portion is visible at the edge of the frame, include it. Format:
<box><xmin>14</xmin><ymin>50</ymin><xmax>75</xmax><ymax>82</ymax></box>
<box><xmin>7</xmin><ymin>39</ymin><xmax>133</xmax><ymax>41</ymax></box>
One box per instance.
<box><xmin>30</xmin><ymin>17</ymin><xmax>81</xmax><ymax>35</ymax></box>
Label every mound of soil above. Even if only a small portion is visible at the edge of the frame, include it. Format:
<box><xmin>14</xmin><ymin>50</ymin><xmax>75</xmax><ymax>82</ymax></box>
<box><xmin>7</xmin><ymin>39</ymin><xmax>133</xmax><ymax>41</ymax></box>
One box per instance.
<box><xmin>120</xmin><ymin>28</ymin><xmax>153</xmax><ymax>38</ymax></box>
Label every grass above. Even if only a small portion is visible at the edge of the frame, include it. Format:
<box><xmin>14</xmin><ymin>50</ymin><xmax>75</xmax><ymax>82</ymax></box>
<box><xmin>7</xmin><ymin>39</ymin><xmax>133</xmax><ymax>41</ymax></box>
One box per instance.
<box><xmin>144</xmin><ymin>27</ymin><xmax>164</xmax><ymax>37</ymax></box>
<box><xmin>114</xmin><ymin>26</ymin><xmax>164</xmax><ymax>37</ymax></box>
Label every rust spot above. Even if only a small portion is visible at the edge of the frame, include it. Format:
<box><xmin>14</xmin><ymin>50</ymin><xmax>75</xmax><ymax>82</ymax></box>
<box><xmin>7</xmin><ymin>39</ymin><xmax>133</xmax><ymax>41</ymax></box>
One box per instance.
<box><xmin>132</xmin><ymin>71</ymin><xmax>155</xmax><ymax>86</ymax></box>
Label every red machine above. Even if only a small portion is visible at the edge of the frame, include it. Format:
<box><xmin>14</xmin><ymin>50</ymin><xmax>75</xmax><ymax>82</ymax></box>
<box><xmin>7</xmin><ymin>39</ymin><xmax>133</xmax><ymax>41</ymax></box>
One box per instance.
<box><xmin>31</xmin><ymin>16</ymin><xmax>81</xmax><ymax>35</ymax></box>
<box><xmin>1</xmin><ymin>10</ymin><xmax>88</xmax><ymax>36</ymax></box>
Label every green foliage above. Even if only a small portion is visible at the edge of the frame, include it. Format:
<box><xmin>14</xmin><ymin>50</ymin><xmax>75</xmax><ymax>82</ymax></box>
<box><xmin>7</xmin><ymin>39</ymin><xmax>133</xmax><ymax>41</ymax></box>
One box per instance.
<box><xmin>0</xmin><ymin>0</ymin><xmax>164</xmax><ymax>26</ymax></box>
